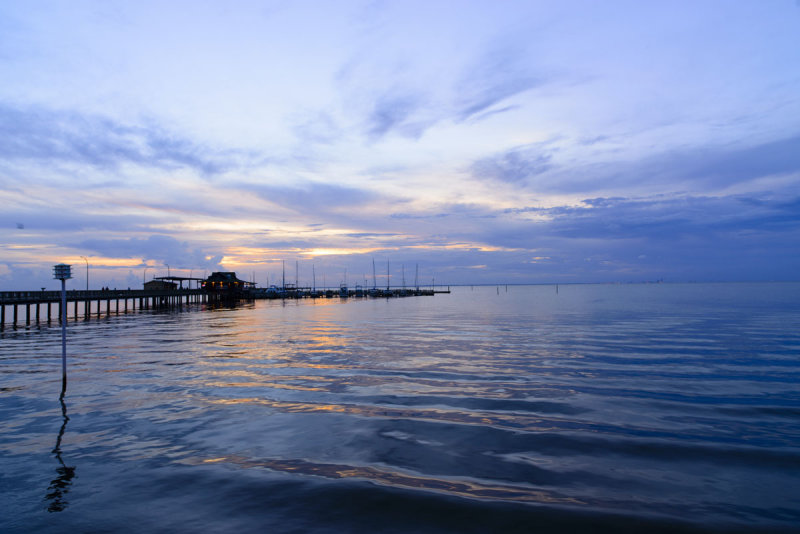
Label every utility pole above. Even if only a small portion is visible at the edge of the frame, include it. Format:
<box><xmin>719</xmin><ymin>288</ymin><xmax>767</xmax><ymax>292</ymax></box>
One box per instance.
<box><xmin>53</xmin><ymin>264</ymin><xmax>72</xmax><ymax>397</ymax></box>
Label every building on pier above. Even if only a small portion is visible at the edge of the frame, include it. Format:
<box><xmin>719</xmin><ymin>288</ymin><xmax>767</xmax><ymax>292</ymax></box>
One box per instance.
<box><xmin>201</xmin><ymin>272</ymin><xmax>254</xmax><ymax>296</ymax></box>
<box><xmin>144</xmin><ymin>280</ymin><xmax>178</xmax><ymax>291</ymax></box>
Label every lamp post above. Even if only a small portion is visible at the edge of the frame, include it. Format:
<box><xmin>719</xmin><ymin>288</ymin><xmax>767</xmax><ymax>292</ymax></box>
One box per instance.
<box><xmin>143</xmin><ymin>266</ymin><xmax>149</xmax><ymax>287</ymax></box>
<box><xmin>189</xmin><ymin>269</ymin><xmax>193</xmax><ymax>290</ymax></box>
<box><xmin>166</xmin><ymin>263</ymin><xmax>170</xmax><ymax>278</ymax></box>
<box><xmin>80</xmin><ymin>256</ymin><xmax>88</xmax><ymax>292</ymax></box>
<box><xmin>53</xmin><ymin>264</ymin><xmax>72</xmax><ymax>397</ymax></box>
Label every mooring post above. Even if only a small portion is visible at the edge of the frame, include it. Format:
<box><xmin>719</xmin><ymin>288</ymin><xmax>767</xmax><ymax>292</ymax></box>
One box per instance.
<box><xmin>53</xmin><ymin>264</ymin><xmax>72</xmax><ymax>397</ymax></box>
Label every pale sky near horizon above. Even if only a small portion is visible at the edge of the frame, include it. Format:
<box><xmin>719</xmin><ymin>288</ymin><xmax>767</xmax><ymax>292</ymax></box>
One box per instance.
<box><xmin>1</xmin><ymin>0</ymin><xmax>799</xmax><ymax>290</ymax></box>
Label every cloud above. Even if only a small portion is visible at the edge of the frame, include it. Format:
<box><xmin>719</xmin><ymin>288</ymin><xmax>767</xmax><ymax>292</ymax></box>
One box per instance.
<box><xmin>0</xmin><ymin>104</ymin><xmax>234</xmax><ymax>175</ymax></box>
<box><xmin>247</xmin><ymin>182</ymin><xmax>383</xmax><ymax>213</ymax></box>
<box><xmin>365</xmin><ymin>92</ymin><xmax>430</xmax><ymax>141</ymax></box>
<box><xmin>76</xmin><ymin>235</ymin><xmax>222</xmax><ymax>270</ymax></box>
<box><xmin>470</xmin><ymin>143</ymin><xmax>554</xmax><ymax>183</ymax></box>
<box><xmin>3</xmin><ymin>208</ymin><xmax>165</xmax><ymax>233</ymax></box>
<box><xmin>290</xmin><ymin>111</ymin><xmax>342</xmax><ymax>145</ymax></box>
<box><xmin>454</xmin><ymin>45</ymin><xmax>543</xmax><ymax>122</ymax></box>
<box><xmin>532</xmin><ymin>132</ymin><xmax>800</xmax><ymax>194</ymax></box>
<box><xmin>505</xmin><ymin>193</ymin><xmax>800</xmax><ymax>242</ymax></box>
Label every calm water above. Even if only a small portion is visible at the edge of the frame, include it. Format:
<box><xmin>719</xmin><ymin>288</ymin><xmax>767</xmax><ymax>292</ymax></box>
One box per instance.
<box><xmin>2</xmin><ymin>283</ymin><xmax>800</xmax><ymax>533</ymax></box>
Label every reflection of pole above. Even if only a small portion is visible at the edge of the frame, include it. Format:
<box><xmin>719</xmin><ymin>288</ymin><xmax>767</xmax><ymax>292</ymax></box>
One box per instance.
<box><xmin>46</xmin><ymin>395</ymin><xmax>75</xmax><ymax>512</ymax></box>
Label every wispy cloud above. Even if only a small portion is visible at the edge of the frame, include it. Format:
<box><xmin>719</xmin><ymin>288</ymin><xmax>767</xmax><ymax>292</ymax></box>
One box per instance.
<box><xmin>470</xmin><ymin>143</ymin><xmax>555</xmax><ymax>184</ymax></box>
<box><xmin>503</xmin><ymin>192</ymin><xmax>800</xmax><ymax>242</ymax></box>
<box><xmin>247</xmin><ymin>182</ymin><xmax>382</xmax><ymax>213</ymax></box>
<box><xmin>454</xmin><ymin>45</ymin><xmax>544</xmax><ymax>122</ymax></box>
<box><xmin>0</xmin><ymin>104</ymin><xmax>234</xmax><ymax>175</ymax></box>
<box><xmin>365</xmin><ymin>92</ymin><xmax>430</xmax><ymax>141</ymax></box>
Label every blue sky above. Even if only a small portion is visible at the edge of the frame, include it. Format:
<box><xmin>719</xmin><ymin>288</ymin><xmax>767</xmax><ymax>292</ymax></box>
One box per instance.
<box><xmin>1</xmin><ymin>0</ymin><xmax>799</xmax><ymax>290</ymax></box>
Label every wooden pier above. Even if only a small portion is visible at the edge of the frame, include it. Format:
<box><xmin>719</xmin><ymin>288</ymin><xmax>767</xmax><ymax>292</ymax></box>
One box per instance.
<box><xmin>0</xmin><ymin>285</ymin><xmax>450</xmax><ymax>328</ymax></box>
<box><xmin>0</xmin><ymin>288</ymin><xmax>209</xmax><ymax>328</ymax></box>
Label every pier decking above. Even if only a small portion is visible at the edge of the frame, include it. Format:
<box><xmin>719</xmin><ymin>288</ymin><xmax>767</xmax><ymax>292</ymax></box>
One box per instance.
<box><xmin>0</xmin><ymin>286</ymin><xmax>450</xmax><ymax>328</ymax></box>
<box><xmin>0</xmin><ymin>288</ymin><xmax>209</xmax><ymax>328</ymax></box>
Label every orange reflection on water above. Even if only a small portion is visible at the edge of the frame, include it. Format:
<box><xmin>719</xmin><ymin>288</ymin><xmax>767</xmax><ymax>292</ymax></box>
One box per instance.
<box><xmin>204</xmin><ymin>381</ymin><xmax>325</xmax><ymax>392</ymax></box>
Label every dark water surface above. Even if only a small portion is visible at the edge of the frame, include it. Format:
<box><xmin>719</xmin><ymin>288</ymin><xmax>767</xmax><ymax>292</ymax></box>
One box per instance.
<box><xmin>2</xmin><ymin>283</ymin><xmax>800</xmax><ymax>533</ymax></box>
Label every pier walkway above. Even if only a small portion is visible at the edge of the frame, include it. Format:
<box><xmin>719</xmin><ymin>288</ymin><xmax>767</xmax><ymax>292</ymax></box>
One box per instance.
<box><xmin>0</xmin><ymin>288</ymin><xmax>208</xmax><ymax>328</ymax></box>
<box><xmin>0</xmin><ymin>286</ymin><xmax>450</xmax><ymax>328</ymax></box>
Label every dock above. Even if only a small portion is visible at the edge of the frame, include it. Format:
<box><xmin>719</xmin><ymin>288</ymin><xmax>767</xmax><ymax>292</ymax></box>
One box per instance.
<box><xmin>0</xmin><ymin>288</ymin><xmax>209</xmax><ymax>328</ymax></box>
<box><xmin>0</xmin><ymin>285</ymin><xmax>450</xmax><ymax>328</ymax></box>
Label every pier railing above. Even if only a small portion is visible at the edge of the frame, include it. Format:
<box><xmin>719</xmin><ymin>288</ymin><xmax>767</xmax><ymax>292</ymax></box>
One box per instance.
<box><xmin>0</xmin><ymin>286</ymin><xmax>450</xmax><ymax>328</ymax></box>
<box><xmin>0</xmin><ymin>288</ymin><xmax>210</xmax><ymax>328</ymax></box>
<box><xmin>0</xmin><ymin>288</ymin><xmax>205</xmax><ymax>304</ymax></box>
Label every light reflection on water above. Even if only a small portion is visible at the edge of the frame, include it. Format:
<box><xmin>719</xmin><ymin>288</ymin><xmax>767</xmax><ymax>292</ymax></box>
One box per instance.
<box><xmin>2</xmin><ymin>283</ymin><xmax>800</xmax><ymax>533</ymax></box>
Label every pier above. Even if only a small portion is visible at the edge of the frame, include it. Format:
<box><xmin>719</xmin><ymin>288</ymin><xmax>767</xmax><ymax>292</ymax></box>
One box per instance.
<box><xmin>0</xmin><ymin>288</ymin><xmax>209</xmax><ymax>328</ymax></box>
<box><xmin>0</xmin><ymin>284</ymin><xmax>450</xmax><ymax>328</ymax></box>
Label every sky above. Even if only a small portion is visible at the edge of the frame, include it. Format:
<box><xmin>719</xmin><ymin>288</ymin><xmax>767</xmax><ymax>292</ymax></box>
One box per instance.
<box><xmin>1</xmin><ymin>0</ymin><xmax>799</xmax><ymax>290</ymax></box>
